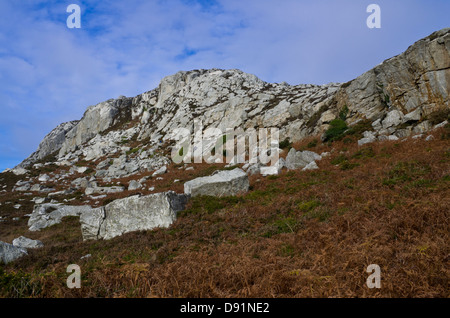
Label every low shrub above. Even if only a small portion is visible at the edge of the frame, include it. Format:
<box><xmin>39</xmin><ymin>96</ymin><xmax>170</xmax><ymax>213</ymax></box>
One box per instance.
<box><xmin>323</xmin><ymin>119</ymin><xmax>348</xmax><ymax>142</ymax></box>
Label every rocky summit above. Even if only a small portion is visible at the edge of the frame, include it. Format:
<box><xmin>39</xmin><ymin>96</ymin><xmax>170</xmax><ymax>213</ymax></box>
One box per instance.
<box><xmin>13</xmin><ymin>28</ymin><xmax>449</xmax><ymax>173</ymax></box>
<box><xmin>0</xmin><ymin>29</ymin><xmax>449</xmax><ymax>298</ymax></box>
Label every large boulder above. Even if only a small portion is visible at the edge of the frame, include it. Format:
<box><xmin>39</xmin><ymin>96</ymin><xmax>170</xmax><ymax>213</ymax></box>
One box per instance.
<box><xmin>0</xmin><ymin>241</ymin><xmax>28</xmax><ymax>264</ymax></box>
<box><xmin>28</xmin><ymin>203</ymin><xmax>100</xmax><ymax>231</ymax></box>
<box><xmin>184</xmin><ymin>168</ymin><xmax>249</xmax><ymax>197</ymax></box>
<box><xmin>27</xmin><ymin>192</ymin><xmax>188</xmax><ymax>241</ymax></box>
<box><xmin>81</xmin><ymin>192</ymin><xmax>188</xmax><ymax>240</ymax></box>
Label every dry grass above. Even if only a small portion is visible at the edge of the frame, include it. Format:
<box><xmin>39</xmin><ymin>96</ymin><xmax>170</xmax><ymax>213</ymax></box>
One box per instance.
<box><xmin>0</xmin><ymin>127</ymin><xmax>449</xmax><ymax>298</ymax></box>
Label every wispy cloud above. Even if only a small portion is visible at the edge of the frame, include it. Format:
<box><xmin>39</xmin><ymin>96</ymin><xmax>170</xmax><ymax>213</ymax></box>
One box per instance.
<box><xmin>0</xmin><ymin>0</ymin><xmax>449</xmax><ymax>170</ymax></box>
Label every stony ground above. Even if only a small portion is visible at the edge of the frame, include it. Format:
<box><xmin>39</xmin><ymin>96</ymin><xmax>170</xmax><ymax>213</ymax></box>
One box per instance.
<box><xmin>1</xmin><ymin>125</ymin><xmax>448</xmax><ymax>298</ymax></box>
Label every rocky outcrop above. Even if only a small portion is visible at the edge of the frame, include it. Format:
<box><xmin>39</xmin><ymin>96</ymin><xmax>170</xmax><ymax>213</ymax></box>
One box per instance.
<box><xmin>17</xmin><ymin>120</ymin><xmax>79</xmax><ymax>168</ymax></box>
<box><xmin>11</xmin><ymin>29</ymin><xmax>449</xmax><ymax>185</ymax></box>
<box><xmin>184</xmin><ymin>168</ymin><xmax>250</xmax><ymax>197</ymax></box>
<box><xmin>333</xmin><ymin>28</ymin><xmax>449</xmax><ymax>134</ymax></box>
<box><xmin>58</xmin><ymin>96</ymin><xmax>133</xmax><ymax>157</ymax></box>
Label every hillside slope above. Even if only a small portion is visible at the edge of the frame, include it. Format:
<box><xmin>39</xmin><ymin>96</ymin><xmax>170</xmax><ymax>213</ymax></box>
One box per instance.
<box><xmin>0</xmin><ymin>28</ymin><xmax>449</xmax><ymax>298</ymax></box>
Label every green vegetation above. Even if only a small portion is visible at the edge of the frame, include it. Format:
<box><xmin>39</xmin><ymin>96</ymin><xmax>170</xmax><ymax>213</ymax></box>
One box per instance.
<box><xmin>298</xmin><ymin>199</ymin><xmax>322</xmax><ymax>212</ymax></box>
<box><xmin>303</xmin><ymin>207</ymin><xmax>333</xmax><ymax>222</ymax></box>
<box><xmin>339</xmin><ymin>161</ymin><xmax>360</xmax><ymax>171</ymax></box>
<box><xmin>427</xmin><ymin>108</ymin><xmax>450</xmax><ymax>125</ymax></box>
<box><xmin>262</xmin><ymin>216</ymin><xmax>302</xmax><ymax>238</ymax></box>
<box><xmin>83</xmin><ymin>168</ymin><xmax>94</xmax><ymax>175</ymax></box>
<box><xmin>331</xmin><ymin>154</ymin><xmax>348</xmax><ymax>166</ymax></box>
<box><xmin>382</xmin><ymin>161</ymin><xmax>431</xmax><ymax>187</ymax></box>
<box><xmin>126</xmin><ymin>148</ymin><xmax>140</xmax><ymax>156</ymax></box>
<box><xmin>307</xmin><ymin>139</ymin><xmax>318</xmax><ymax>148</ymax></box>
<box><xmin>0</xmin><ymin>268</ymin><xmax>42</xmax><ymax>298</ymax></box>
<box><xmin>345</xmin><ymin>120</ymin><xmax>374</xmax><ymax>139</ymax></box>
<box><xmin>352</xmin><ymin>147</ymin><xmax>375</xmax><ymax>160</ymax></box>
<box><xmin>339</xmin><ymin>105</ymin><xmax>349</xmax><ymax>121</ymax></box>
<box><xmin>179</xmin><ymin>195</ymin><xmax>242</xmax><ymax>216</ymax></box>
<box><xmin>279</xmin><ymin>138</ymin><xmax>292</xmax><ymax>150</ymax></box>
<box><xmin>323</xmin><ymin>119</ymin><xmax>348</xmax><ymax>142</ymax></box>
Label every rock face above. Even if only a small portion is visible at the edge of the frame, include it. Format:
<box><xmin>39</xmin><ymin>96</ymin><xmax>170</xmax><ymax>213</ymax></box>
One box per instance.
<box><xmin>17</xmin><ymin>120</ymin><xmax>79</xmax><ymax>168</ymax></box>
<box><xmin>15</xmin><ymin>30</ymin><xmax>449</xmax><ymax>176</ymax></box>
<box><xmin>184</xmin><ymin>168</ymin><xmax>250</xmax><ymax>197</ymax></box>
<box><xmin>0</xmin><ymin>241</ymin><xmax>28</xmax><ymax>264</ymax></box>
<box><xmin>59</xmin><ymin>97</ymin><xmax>133</xmax><ymax>157</ymax></box>
<box><xmin>81</xmin><ymin>192</ymin><xmax>188</xmax><ymax>240</ymax></box>
<box><xmin>334</xmin><ymin>28</ymin><xmax>449</xmax><ymax>132</ymax></box>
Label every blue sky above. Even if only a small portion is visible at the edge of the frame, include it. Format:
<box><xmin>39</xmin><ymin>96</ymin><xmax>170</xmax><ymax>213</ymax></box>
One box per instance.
<box><xmin>0</xmin><ymin>0</ymin><xmax>449</xmax><ymax>171</ymax></box>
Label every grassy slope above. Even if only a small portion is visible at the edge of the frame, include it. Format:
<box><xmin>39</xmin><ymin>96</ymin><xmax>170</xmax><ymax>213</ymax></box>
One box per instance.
<box><xmin>0</xmin><ymin>126</ymin><xmax>449</xmax><ymax>298</ymax></box>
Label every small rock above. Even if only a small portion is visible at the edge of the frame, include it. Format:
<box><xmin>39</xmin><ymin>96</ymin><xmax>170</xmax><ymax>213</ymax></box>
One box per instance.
<box><xmin>152</xmin><ymin>166</ymin><xmax>167</xmax><ymax>177</ymax></box>
<box><xmin>128</xmin><ymin>180</ymin><xmax>142</xmax><ymax>191</ymax></box>
<box><xmin>12</xmin><ymin>168</ymin><xmax>28</xmax><ymax>176</ymax></box>
<box><xmin>302</xmin><ymin>161</ymin><xmax>319</xmax><ymax>171</ymax></box>
<box><xmin>38</xmin><ymin>174</ymin><xmax>50</xmax><ymax>182</ymax></box>
<box><xmin>434</xmin><ymin>121</ymin><xmax>448</xmax><ymax>130</ymax></box>
<box><xmin>76</xmin><ymin>167</ymin><xmax>89</xmax><ymax>174</ymax></box>
<box><xmin>285</xmin><ymin>149</ymin><xmax>322</xmax><ymax>170</ymax></box>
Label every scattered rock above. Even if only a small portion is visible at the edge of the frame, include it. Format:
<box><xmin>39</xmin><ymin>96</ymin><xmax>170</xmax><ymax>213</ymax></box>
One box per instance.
<box><xmin>260</xmin><ymin>158</ymin><xmax>285</xmax><ymax>176</ymax></box>
<box><xmin>152</xmin><ymin>166</ymin><xmax>167</xmax><ymax>177</ymax></box>
<box><xmin>285</xmin><ymin>149</ymin><xmax>322</xmax><ymax>170</ymax></box>
<box><xmin>12</xmin><ymin>236</ymin><xmax>44</xmax><ymax>249</ymax></box>
<box><xmin>128</xmin><ymin>180</ymin><xmax>142</xmax><ymax>191</ymax></box>
<box><xmin>302</xmin><ymin>161</ymin><xmax>319</xmax><ymax>171</ymax></box>
<box><xmin>38</xmin><ymin>174</ymin><xmax>50</xmax><ymax>182</ymax></box>
<box><xmin>12</xmin><ymin>168</ymin><xmax>28</xmax><ymax>176</ymax></box>
<box><xmin>184</xmin><ymin>168</ymin><xmax>249</xmax><ymax>197</ymax></box>
<box><xmin>358</xmin><ymin>131</ymin><xmax>377</xmax><ymax>146</ymax></box>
